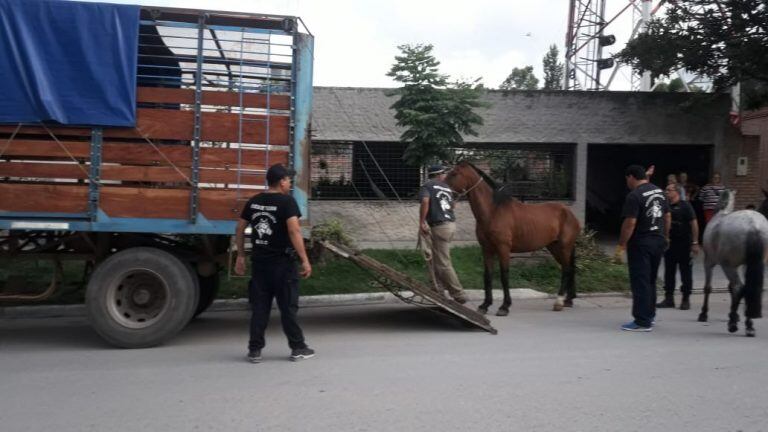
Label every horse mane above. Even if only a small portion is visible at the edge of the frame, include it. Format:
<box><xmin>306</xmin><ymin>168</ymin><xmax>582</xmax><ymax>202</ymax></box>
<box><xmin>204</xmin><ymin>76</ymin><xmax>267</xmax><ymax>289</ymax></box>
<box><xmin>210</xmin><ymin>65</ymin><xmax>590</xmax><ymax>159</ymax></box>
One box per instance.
<box><xmin>465</xmin><ymin>161</ymin><xmax>498</xmax><ymax>189</ymax></box>
<box><xmin>463</xmin><ymin>161</ymin><xmax>518</xmax><ymax>205</ymax></box>
<box><xmin>718</xmin><ymin>189</ymin><xmax>736</xmax><ymax>215</ymax></box>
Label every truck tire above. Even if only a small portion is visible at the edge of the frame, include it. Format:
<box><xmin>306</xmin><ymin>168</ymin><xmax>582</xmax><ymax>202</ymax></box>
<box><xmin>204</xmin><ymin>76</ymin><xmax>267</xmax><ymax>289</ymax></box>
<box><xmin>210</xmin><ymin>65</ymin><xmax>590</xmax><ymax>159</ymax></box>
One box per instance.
<box><xmin>193</xmin><ymin>273</ymin><xmax>219</xmax><ymax>318</ymax></box>
<box><xmin>86</xmin><ymin>247</ymin><xmax>199</xmax><ymax>348</ymax></box>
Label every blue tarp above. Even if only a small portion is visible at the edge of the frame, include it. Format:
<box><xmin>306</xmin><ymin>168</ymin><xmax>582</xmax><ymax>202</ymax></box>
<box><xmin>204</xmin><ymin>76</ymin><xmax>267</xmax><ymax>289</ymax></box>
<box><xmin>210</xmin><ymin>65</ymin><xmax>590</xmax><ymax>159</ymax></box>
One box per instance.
<box><xmin>0</xmin><ymin>0</ymin><xmax>140</xmax><ymax>127</ymax></box>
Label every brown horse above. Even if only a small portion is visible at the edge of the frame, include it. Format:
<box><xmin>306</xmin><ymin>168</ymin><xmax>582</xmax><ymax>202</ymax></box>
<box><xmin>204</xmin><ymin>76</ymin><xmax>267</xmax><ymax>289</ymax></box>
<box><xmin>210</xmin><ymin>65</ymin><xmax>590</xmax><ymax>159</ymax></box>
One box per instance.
<box><xmin>445</xmin><ymin>161</ymin><xmax>581</xmax><ymax>315</ymax></box>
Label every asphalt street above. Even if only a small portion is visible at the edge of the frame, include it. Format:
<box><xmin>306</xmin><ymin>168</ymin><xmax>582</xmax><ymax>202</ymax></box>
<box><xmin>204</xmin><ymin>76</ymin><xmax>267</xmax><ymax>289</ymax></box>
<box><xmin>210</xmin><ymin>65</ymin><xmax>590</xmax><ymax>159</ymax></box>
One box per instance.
<box><xmin>1</xmin><ymin>294</ymin><xmax>767</xmax><ymax>432</ymax></box>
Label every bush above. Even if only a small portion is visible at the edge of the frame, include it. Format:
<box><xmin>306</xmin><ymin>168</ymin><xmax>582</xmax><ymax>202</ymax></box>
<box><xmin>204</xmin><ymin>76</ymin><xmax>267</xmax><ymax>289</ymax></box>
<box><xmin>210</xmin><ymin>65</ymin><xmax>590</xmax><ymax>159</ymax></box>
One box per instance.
<box><xmin>575</xmin><ymin>229</ymin><xmax>607</xmax><ymax>265</ymax></box>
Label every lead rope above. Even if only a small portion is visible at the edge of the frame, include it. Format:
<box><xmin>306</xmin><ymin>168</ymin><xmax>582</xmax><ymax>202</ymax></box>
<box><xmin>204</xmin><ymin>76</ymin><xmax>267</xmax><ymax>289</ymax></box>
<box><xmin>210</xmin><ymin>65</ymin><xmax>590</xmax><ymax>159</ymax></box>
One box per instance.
<box><xmin>456</xmin><ymin>177</ymin><xmax>484</xmax><ymax>199</ymax></box>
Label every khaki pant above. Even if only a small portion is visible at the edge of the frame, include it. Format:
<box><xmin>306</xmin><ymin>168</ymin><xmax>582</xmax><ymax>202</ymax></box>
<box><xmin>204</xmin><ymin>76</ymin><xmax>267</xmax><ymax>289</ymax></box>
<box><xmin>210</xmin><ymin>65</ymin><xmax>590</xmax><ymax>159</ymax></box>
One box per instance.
<box><xmin>419</xmin><ymin>222</ymin><xmax>466</xmax><ymax>300</ymax></box>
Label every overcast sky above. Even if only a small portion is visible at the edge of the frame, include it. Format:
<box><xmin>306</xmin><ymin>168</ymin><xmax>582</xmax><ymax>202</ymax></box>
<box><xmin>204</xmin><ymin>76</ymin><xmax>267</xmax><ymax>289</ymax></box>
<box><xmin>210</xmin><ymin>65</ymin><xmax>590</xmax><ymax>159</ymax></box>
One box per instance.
<box><xmin>77</xmin><ymin>0</ymin><xmax>651</xmax><ymax>89</ymax></box>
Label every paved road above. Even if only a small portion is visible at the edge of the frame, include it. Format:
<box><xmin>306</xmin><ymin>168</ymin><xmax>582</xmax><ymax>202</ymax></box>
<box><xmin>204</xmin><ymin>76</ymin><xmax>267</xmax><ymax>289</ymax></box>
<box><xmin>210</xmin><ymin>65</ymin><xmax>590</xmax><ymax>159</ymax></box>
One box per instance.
<box><xmin>1</xmin><ymin>294</ymin><xmax>767</xmax><ymax>432</ymax></box>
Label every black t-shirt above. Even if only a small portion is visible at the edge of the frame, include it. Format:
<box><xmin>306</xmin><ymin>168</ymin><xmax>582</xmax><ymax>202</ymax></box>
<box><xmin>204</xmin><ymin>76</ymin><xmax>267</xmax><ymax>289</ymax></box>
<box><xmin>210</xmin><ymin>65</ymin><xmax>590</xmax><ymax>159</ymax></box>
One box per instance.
<box><xmin>418</xmin><ymin>179</ymin><xmax>456</xmax><ymax>225</ymax></box>
<box><xmin>621</xmin><ymin>182</ymin><xmax>669</xmax><ymax>241</ymax></box>
<box><xmin>240</xmin><ymin>192</ymin><xmax>301</xmax><ymax>259</ymax></box>
<box><xmin>669</xmin><ymin>200</ymin><xmax>695</xmax><ymax>242</ymax></box>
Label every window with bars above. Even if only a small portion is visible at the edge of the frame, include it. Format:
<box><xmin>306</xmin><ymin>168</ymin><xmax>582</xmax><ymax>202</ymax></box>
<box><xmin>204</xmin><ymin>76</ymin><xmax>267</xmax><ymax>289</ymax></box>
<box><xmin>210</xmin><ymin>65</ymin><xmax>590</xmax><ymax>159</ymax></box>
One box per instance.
<box><xmin>310</xmin><ymin>142</ymin><xmax>575</xmax><ymax>201</ymax></box>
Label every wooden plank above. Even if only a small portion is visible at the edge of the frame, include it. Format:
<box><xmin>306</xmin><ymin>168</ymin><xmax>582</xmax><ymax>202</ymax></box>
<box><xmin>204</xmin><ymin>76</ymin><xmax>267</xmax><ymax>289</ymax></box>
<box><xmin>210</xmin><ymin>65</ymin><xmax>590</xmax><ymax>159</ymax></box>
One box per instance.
<box><xmin>100</xmin><ymin>187</ymin><xmax>189</xmax><ymax>219</ymax></box>
<box><xmin>117</xmin><ymin>109</ymin><xmax>290</xmax><ymax>145</ymax></box>
<box><xmin>199</xmin><ymin>169</ymin><xmax>266</xmax><ymax>185</ymax></box>
<box><xmin>0</xmin><ymin>184</ymin><xmax>88</xmax><ymax>213</ymax></box>
<box><xmin>0</xmin><ymin>162</ymin><xmax>267</xmax><ymax>185</ymax></box>
<box><xmin>0</xmin><ymin>162</ymin><xmax>89</xmax><ymax>180</ymax></box>
<box><xmin>0</xmin><ymin>182</ymin><xmax>259</xmax><ymax>220</ymax></box>
<box><xmin>199</xmin><ymin>189</ymin><xmax>250</xmax><ymax>220</ymax></box>
<box><xmin>100</xmin><ymin>187</ymin><xmax>255</xmax><ymax>220</ymax></box>
<box><xmin>199</xmin><ymin>147</ymin><xmax>288</xmax><ymax>167</ymax></box>
<box><xmin>1</xmin><ymin>140</ymin><xmax>287</xmax><ymax>171</ymax></box>
<box><xmin>1</xmin><ymin>140</ymin><xmax>90</xmax><ymax>159</ymax></box>
<box><xmin>0</xmin><ymin>109</ymin><xmax>290</xmax><ymax>145</ymax></box>
<box><xmin>137</xmin><ymin>87</ymin><xmax>291</xmax><ymax>110</ymax></box>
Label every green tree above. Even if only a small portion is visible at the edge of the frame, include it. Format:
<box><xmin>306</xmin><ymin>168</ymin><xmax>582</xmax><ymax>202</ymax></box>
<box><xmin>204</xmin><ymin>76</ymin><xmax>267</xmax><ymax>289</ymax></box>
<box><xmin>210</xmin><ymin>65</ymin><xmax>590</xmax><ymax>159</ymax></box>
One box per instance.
<box><xmin>387</xmin><ymin>44</ymin><xmax>484</xmax><ymax>166</ymax></box>
<box><xmin>542</xmin><ymin>45</ymin><xmax>563</xmax><ymax>90</ymax></box>
<box><xmin>500</xmin><ymin>66</ymin><xmax>539</xmax><ymax>90</ymax></box>
<box><xmin>652</xmin><ymin>77</ymin><xmax>704</xmax><ymax>93</ymax></box>
<box><xmin>616</xmin><ymin>0</ymin><xmax>768</xmax><ymax>109</ymax></box>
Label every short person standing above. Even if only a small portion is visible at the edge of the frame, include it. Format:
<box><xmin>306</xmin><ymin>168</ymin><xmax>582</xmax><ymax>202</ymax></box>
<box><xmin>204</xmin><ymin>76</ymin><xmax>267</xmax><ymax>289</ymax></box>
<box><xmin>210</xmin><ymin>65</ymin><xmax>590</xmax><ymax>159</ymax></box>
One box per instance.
<box><xmin>616</xmin><ymin>165</ymin><xmax>671</xmax><ymax>332</ymax></box>
<box><xmin>418</xmin><ymin>164</ymin><xmax>468</xmax><ymax>304</ymax></box>
<box><xmin>699</xmin><ymin>172</ymin><xmax>725</xmax><ymax>223</ymax></box>
<box><xmin>235</xmin><ymin>164</ymin><xmax>315</xmax><ymax>363</ymax></box>
<box><xmin>657</xmin><ymin>183</ymin><xmax>700</xmax><ymax>310</ymax></box>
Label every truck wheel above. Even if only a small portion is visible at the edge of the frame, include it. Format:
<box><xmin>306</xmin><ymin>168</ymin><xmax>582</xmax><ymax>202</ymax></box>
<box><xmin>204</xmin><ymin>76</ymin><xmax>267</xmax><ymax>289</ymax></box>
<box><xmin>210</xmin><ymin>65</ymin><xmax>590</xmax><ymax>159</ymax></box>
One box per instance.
<box><xmin>193</xmin><ymin>273</ymin><xmax>219</xmax><ymax>318</ymax></box>
<box><xmin>86</xmin><ymin>247</ymin><xmax>199</xmax><ymax>348</ymax></box>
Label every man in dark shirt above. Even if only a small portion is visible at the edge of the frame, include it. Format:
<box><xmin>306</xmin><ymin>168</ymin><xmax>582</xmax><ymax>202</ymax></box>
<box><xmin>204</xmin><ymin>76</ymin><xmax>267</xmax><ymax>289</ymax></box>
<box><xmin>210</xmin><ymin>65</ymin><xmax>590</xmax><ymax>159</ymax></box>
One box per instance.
<box><xmin>616</xmin><ymin>165</ymin><xmax>671</xmax><ymax>331</ymax></box>
<box><xmin>235</xmin><ymin>164</ymin><xmax>314</xmax><ymax>363</ymax></box>
<box><xmin>657</xmin><ymin>183</ymin><xmax>700</xmax><ymax>310</ymax></box>
<box><xmin>418</xmin><ymin>164</ymin><xmax>468</xmax><ymax>304</ymax></box>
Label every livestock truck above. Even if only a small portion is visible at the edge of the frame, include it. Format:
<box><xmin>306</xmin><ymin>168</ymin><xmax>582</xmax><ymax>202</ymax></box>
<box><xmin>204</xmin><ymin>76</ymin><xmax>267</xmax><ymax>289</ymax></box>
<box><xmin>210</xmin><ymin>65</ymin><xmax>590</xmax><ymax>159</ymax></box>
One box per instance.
<box><xmin>0</xmin><ymin>0</ymin><xmax>314</xmax><ymax>348</ymax></box>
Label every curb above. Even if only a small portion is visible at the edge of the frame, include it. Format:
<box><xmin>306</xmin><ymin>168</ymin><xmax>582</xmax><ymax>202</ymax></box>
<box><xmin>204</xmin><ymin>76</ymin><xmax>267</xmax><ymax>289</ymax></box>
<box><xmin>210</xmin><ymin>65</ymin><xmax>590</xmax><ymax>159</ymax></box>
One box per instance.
<box><xmin>0</xmin><ymin>288</ymin><xmax>634</xmax><ymax>320</ymax></box>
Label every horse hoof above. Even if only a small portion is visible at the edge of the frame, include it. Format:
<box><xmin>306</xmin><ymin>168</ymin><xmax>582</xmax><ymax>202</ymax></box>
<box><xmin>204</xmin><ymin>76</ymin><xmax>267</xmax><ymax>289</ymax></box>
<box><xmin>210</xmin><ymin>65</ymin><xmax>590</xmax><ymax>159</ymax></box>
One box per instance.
<box><xmin>728</xmin><ymin>323</ymin><xmax>738</xmax><ymax>333</ymax></box>
<box><xmin>746</xmin><ymin>328</ymin><xmax>756</xmax><ymax>337</ymax></box>
<box><xmin>564</xmin><ymin>299</ymin><xmax>574</xmax><ymax>308</ymax></box>
<box><xmin>496</xmin><ymin>308</ymin><xmax>509</xmax><ymax>317</ymax></box>
<box><xmin>553</xmin><ymin>303</ymin><xmax>564</xmax><ymax>312</ymax></box>
<box><xmin>478</xmin><ymin>307</ymin><xmax>488</xmax><ymax>315</ymax></box>
<box><xmin>698</xmin><ymin>314</ymin><xmax>708</xmax><ymax>322</ymax></box>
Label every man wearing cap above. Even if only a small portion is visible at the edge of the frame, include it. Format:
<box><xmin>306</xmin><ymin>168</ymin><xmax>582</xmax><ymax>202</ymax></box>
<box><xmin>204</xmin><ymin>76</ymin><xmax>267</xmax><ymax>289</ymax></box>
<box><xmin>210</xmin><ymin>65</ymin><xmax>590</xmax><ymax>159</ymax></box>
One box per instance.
<box><xmin>418</xmin><ymin>164</ymin><xmax>468</xmax><ymax>304</ymax></box>
<box><xmin>235</xmin><ymin>163</ymin><xmax>315</xmax><ymax>363</ymax></box>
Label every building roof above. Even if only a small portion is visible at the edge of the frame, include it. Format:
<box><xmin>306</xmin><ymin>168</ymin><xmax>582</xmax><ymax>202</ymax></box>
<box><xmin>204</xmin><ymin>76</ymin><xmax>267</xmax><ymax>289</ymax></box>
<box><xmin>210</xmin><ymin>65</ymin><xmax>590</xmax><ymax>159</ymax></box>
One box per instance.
<box><xmin>312</xmin><ymin>86</ymin><xmax>731</xmax><ymax>145</ymax></box>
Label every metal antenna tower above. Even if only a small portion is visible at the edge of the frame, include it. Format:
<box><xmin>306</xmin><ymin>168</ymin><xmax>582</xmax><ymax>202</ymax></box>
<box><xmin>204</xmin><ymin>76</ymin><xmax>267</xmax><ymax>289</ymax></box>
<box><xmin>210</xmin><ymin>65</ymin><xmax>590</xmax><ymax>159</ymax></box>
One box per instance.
<box><xmin>564</xmin><ymin>0</ymin><xmax>665</xmax><ymax>91</ymax></box>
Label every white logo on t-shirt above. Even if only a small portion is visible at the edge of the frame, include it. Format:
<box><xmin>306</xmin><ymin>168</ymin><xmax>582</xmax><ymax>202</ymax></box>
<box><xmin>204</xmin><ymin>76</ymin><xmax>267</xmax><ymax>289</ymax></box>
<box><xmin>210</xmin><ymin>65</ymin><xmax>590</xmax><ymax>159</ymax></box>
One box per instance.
<box><xmin>255</xmin><ymin>218</ymin><xmax>273</xmax><ymax>239</ymax></box>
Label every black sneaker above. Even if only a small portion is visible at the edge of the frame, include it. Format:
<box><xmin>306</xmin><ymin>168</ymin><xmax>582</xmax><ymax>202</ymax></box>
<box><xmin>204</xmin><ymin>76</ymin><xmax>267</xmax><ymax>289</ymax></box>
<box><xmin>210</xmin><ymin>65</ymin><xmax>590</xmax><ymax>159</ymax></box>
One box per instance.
<box><xmin>680</xmin><ymin>297</ymin><xmax>690</xmax><ymax>310</ymax></box>
<box><xmin>290</xmin><ymin>347</ymin><xmax>315</xmax><ymax>361</ymax></box>
<box><xmin>247</xmin><ymin>350</ymin><xmax>262</xmax><ymax>363</ymax></box>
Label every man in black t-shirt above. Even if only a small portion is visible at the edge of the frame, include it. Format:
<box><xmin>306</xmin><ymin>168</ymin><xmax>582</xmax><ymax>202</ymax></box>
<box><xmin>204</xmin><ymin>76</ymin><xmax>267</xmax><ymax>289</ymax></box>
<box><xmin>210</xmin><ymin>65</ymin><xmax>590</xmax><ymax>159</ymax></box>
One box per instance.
<box><xmin>418</xmin><ymin>164</ymin><xmax>468</xmax><ymax>303</ymax></box>
<box><xmin>235</xmin><ymin>164</ymin><xmax>314</xmax><ymax>363</ymax></box>
<box><xmin>616</xmin><ymin>165</ymin><xmax>671</xmax><ymax>332</ymax></box>
<box><xmin>657</xmin><ymin>183</ymin><xmax>700</xmax><ymax>310</ymax></box>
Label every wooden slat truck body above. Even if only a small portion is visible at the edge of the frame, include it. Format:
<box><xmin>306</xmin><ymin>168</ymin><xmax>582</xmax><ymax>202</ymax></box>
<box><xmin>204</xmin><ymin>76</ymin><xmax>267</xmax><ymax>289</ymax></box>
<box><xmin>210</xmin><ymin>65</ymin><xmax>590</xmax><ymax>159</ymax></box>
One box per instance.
<box><xmin>0</xmin><ymin>4</ymin><xmax>314</xmax><ymax>347</ymax></box>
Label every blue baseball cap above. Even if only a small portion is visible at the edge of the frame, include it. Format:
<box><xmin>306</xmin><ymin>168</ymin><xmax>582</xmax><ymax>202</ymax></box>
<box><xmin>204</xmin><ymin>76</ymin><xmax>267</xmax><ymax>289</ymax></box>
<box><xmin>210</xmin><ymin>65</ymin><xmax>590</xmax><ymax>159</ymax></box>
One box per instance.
<box><xmin>427</xmin><ymin>164</ymin><xmax>446</xmax><ymax>175</ymax></box>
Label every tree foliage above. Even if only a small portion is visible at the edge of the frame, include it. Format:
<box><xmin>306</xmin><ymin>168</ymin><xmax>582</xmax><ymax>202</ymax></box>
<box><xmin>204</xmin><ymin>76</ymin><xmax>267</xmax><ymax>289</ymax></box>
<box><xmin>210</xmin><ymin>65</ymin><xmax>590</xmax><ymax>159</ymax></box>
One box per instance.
<box><xmin>542</xmin><ymin>45</ymin><xmax>564</xmax><ymax>90</ymax></box>
<box><xmin>616</xmin><ymin>0</ymin><xmax>768</xmax><ymax>109</ymax></box>
<box><xmin>386</xmin><ymin>44</ymin><xmax>484</xmax><ymax>166</ymax></box>
<box><xmin>652</xmin><ymin>77</ymin><xmax>704</xmax><ymax>93</ymax></box>
<box><xmin>500</xmin><ymin>66</ymin><xmax>539</xmax><ymax>90</ymax></box>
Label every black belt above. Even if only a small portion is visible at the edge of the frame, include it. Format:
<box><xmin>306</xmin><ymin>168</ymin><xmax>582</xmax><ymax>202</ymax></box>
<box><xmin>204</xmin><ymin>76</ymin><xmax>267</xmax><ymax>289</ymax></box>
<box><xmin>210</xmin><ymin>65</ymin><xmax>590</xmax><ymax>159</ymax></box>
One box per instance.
<box><xmin>428</xmin><ymin>220</ymin><xmax>452</xmax><ymax>227</ymax></box>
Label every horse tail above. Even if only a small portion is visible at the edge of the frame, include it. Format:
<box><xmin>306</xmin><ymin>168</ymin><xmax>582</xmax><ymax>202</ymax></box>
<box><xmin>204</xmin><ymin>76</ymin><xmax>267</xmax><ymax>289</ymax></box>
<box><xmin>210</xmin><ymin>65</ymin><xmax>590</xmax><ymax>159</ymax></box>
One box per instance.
<box><xmin>743</xmin><ymin>234</ymin><xmax>764</xmax><ymax>319</ymax></box>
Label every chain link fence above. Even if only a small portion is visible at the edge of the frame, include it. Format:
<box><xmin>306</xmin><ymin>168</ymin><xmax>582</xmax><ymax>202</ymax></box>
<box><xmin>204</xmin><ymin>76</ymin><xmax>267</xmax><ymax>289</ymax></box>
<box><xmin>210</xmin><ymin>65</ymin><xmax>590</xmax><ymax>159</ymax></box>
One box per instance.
<box><xmin>311</xmin><ymin>141</ymin><xmax>575</xmax><ymax>201</ymax></box>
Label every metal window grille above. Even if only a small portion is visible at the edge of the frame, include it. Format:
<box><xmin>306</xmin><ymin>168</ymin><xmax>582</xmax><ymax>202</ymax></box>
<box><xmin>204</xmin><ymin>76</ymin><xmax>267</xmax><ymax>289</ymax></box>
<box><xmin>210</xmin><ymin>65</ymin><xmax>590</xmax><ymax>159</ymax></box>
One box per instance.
<box><xmin>310</xmin><ymin>142</ymin><xmax>575</xmax><ymax>201</ymax></box>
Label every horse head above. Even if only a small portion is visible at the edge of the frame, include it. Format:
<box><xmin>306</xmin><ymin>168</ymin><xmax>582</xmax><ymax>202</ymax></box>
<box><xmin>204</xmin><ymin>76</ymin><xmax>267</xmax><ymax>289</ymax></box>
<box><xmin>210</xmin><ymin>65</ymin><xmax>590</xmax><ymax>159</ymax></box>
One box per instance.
<box><xmin>717</xmin><ymin>189</ymin><xmax>737</xmax><ymax>214</ymax></box>
<box><xmin>445</xmin><ymin>161</ymin><xmax>484</xmax><ymax>195</ymax></box>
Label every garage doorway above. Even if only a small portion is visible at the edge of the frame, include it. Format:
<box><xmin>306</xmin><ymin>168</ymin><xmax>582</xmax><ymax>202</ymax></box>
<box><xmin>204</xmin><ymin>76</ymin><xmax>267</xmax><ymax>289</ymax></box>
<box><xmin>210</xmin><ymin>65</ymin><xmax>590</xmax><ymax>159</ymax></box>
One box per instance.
<box><xmin>586</xmin><ymin>144</ymin><xmax>713</xmax><ymax>235</ymax></box>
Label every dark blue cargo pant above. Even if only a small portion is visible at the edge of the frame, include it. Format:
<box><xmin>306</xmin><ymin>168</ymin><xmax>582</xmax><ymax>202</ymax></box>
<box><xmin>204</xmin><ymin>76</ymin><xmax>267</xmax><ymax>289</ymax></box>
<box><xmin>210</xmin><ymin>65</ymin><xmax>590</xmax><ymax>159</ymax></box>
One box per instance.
<box><xmin>248</xmin><ymin>256</ymin><xmax>307</xmax><ymax>351</ymax></box>
<box><xmin>627</xmin><ymin>237</ymin><xmax>665</xmax><ymax>328</ymax></box>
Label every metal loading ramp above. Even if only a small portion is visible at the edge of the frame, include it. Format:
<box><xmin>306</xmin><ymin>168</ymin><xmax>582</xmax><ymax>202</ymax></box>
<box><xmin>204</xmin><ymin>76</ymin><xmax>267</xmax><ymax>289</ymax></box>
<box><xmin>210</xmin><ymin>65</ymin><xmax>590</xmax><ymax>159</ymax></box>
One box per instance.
<box><xmin>321</xmin><ymin>242</ymin><xmax>497</xmax><ymax>335</ymax></box>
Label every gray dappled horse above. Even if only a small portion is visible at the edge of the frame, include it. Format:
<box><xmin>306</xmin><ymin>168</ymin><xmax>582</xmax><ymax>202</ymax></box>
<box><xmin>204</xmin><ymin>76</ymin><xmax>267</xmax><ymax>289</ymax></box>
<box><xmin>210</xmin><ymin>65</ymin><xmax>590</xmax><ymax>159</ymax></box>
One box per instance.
<box><xmin>698</xmin><ymin>190</ymin><xmax>768</xmax><ymax>337</ymax></box>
